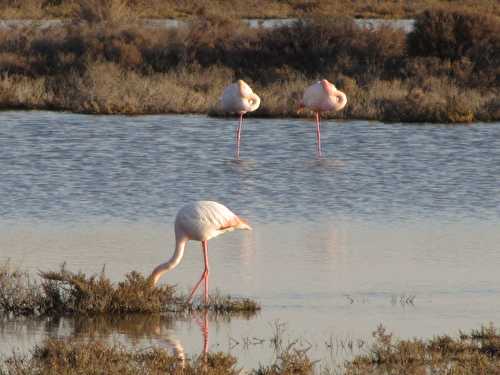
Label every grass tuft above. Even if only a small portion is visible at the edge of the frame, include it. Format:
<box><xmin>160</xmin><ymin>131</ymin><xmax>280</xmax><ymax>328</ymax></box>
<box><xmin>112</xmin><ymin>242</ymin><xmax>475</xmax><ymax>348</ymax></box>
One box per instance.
<box><xmin>0</xmin><ymin>261</ymin><xmax>45</xmax><ymax>316</ymax></box>
<box><xmin>346</xmin><ymin>324</ymin><xmax>500</xmax><ymax>373</ymax></box>
<box><xmin>40</xmin><ymin>265</ymin><xmax>178</xmax><ymax>314</ymax></box>
<box><xmin>0</xmin><ymin>262</ymin><xmax>261</xmax><ymax>317</ymax></box>
<box><xmin>187</xmin><ymin>291</ymin><xmax>261</xmax><ymax>316</ymax></box>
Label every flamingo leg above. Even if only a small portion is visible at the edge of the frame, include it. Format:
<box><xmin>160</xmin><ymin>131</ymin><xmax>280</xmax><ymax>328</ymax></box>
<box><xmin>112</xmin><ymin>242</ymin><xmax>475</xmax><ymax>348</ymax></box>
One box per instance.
<box><xmin>202</xmin><ymin>240</ymin><xmax>209</xmax><ymax>305</ymax></box>
<box><xmin>235</xmin><ymin>113</ymin><xmax>243</xmax><ymax>160</ymax></box>
<box><xmin>315</xmin><ymin>112</ymin><xmax>322</xmax><ymax>158</ymax></box>
<box><xmin>187</xmin><ymin>240</ymin><xmax>209</xmax><ymax>304</ymax></box>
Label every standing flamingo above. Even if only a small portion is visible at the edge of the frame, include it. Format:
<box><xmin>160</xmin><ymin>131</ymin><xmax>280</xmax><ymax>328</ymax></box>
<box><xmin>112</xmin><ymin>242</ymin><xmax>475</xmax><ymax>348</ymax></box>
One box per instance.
<box><xmin>300</xmin><ymin>79</ymin><xmax>347</xmax><ymax>158</ymax></box>
<box><xmin>150</xmin><ymin>201</ymin><xmax>251</xmax><ymax>304</ymax></box>
<box><xmin>221</xmin><ymin>80</ymin><xmax>261</xmax><ymax>160</ymax></box>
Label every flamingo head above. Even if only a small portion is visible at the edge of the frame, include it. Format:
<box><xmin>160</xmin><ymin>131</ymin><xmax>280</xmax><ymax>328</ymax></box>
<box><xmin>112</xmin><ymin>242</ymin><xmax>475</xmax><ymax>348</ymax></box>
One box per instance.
<box><xmin>321</xmin><ymin>79</ymin><xmax>347</xmax><ymax>111</ymax></box>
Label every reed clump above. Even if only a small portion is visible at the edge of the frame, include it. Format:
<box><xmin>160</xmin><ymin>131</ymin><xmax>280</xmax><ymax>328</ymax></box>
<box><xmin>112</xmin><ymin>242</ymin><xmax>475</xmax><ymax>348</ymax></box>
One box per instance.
<box><xmin>0</xmin><ymin>8</ymin><xmax>498</xmax><ymax>122</ymax></box>
<box><xmin>0</xmin><ymin>263</ymin><xmax>260</xmax><ymax>316</ymax></box>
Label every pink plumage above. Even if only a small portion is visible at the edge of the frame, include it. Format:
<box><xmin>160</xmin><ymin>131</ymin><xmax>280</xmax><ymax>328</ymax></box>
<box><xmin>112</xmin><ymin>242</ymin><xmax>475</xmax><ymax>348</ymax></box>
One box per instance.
<box><xmin>300</xmin><ymin>79</ymin><xmax>347</xmax><ymax>157</ymax></box>
<box><xmin>150</xmin><ymin>201</ymin><xmax>251</xmax><ymax>304</ymax></box>
<box><xmin>220</xmin><ymin>80</ymin><xmax>261</xmax><ymax>160</ymax></box>
<box><xmin>175</xmin><ymin>201</ymin><xmax>251</xmax><ymax>241</ymax></box>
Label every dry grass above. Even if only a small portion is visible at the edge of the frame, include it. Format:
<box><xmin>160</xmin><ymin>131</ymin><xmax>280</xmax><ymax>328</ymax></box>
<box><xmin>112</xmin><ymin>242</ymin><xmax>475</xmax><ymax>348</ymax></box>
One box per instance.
<box><xmin>0</xmin><ymin>261</ymin><xmax>45</xmax><ymax>315</ymax></box>
<box><xmin>1</xmin><ymin>0</ymin><xmax>500</xmax><ymax>19</ymax></box>
<box><xmin>0</xmin><ymin>262</ymin><xmax>260</xmax><ymax>316</ymax></box>
<box><xmin>345</xmin><ymin>324</ymin><xmax>500</xmax><ymax>374</ymax></box>
<box><xmin>0</xmin><ymin>10</ymin><xmax>498</xmax><ymax>122</ymax></box>
<box><xmin>3</xmin><ymin>325</ymin><xmax>500</xmax><ymax>374</ymax></box>
<box><xmin>1</xmin><ymin>337</ymin><xmax>315</xmax><ymax>375</ymax></box>
<box><xmin>188</xmin><ymin>291</ymin><xmax>261</xmax><ymax>317</ymax></box>
<box><xmin>3</xmin><ymin>339</ymin><xmax>240</xmax><ymax>375</ymax></box>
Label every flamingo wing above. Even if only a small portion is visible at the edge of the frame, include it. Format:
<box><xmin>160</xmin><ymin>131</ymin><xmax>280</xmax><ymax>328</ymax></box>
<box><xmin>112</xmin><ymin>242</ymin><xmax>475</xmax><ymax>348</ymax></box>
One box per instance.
<box><xmin>176</xmin><ymin>201</ymin><xmax>251</xmax><ymax>241</ymax></box>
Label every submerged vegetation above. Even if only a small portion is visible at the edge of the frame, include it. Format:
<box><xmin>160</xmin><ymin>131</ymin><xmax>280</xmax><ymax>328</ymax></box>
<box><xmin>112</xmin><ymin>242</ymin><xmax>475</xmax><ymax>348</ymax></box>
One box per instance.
<box><xmin>0</xmin><ymin>4</ymin><xmax>499</xmax><ymax>122</ymax></box>
<box><xmin>2</xmin><ymin>324</ymin><xmax>500</xmax><ymax>374</ymax></box>
<box><xmin>0</xmin><ymin>262</ymin><xmax>260</xmax><ymax>316</ymax></box>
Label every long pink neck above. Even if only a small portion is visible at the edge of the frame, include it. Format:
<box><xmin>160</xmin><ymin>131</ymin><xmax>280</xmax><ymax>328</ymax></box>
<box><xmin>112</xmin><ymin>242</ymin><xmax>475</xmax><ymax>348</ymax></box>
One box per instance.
<box><xmin>150</xmin><ymin>236</ymin><xmax>187</xmax><ymax>286</ymax></box>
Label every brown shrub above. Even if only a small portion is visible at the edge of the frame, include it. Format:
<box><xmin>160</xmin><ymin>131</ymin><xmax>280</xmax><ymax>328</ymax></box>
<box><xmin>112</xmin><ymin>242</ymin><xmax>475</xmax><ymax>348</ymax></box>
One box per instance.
<box><xmin>251</xmin><ymin>17</ymin><xmax>406</xmax><ymax>84</ymax></box>
<box><xmin>407</xmin><ymin>9</ymin><xmax>500</xmax><ymax>88</ymax></box>
<box><xmin>0</xmin><ymin>74</ymin><xmax>49</xmax><ymax>109</ymax></box>
<box><xmin>0</xmin><ymin>52</ymin><xmax>29</xmax><ymax>73</ymax></box>
<box><xmin>378</xmin><ymin>81</ymin><xmax>479</xmax><ymax>123</ymax></box>
<box><xmin>74</xmin><ymin>0</ymin><xmax>139</xmax><ymax>24</ymax></box>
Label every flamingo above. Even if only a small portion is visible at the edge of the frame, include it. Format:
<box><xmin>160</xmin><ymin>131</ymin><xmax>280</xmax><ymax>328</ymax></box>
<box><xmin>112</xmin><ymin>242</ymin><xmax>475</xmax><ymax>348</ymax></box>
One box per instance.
<box><xmin>300</xmin><ymin>79</ymin><xmax>347</xmax><ymax>158</ymax></box>
<box><xmin>221</xmin><ymin>80</ymin><xmax>261</xmax><ymax>160</ymax></box>
<box><xmin>150</xmin><ymin>201</ymin><xmax>251</xmax><ymax>304</ymax></box>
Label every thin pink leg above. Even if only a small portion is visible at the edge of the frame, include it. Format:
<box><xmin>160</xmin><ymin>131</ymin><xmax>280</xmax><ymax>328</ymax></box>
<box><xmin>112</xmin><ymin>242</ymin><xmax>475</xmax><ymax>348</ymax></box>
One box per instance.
<box><xmin>235</xmin><ymin>113</ymin><xmax>243</xmax><ymax>160</ymax></box>
<box><xmin>187</xmin><ymin>240</ymin><xmax>209</xmax><ymax>303</ymax></box>
<box><xmin>202</xmin><ymin>240</ymin><xmax>209</xmax><ymax>305</ymax></box>
<box><xmin>315</xmin><ymin>112</ymin><xmax>322</xmax><ymax>158</ymax></box>
<box><xmin>187</xmin><ymin>272</ymin><xmax>204</xmax><ymax>303</ymax></box>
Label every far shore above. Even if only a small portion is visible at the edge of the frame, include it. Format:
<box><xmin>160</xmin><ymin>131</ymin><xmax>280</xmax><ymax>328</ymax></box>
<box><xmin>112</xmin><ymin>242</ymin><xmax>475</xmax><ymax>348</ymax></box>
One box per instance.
<box><xmin>1</xmin><ymin>0</ymin><xmax>499</xmax><ymax>20</ymax></box>
<box><xmin>0</xmin><ymin>7</ymin><xmax>498</xmax><ymax>123</ymax></box>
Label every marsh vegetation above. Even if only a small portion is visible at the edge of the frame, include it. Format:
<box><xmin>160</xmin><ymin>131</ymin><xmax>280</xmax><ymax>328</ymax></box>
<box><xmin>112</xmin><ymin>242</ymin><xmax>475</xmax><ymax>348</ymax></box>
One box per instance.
<box><xmin>1</xmin><ymin>0</ymin><xmax>499</xmax><ymax>20</ymax></box>
<box><xmin>0</xmin><ymin>262</ymin><xmax>260</xmax><ymax>316</ymax></box>
<box><xmin>0</xmin><ymin>4</ymin><xmax>498</xmax><ymax>122</ymax></box>
<box><xmin>2</xmin><ymin>323</ymin><xmax>500</xmax><ymax>374</ymax></box>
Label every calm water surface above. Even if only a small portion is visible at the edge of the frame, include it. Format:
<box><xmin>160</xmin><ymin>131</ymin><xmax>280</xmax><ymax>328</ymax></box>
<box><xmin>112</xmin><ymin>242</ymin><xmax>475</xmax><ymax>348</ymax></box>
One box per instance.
<box><xmin>0</xmin><ymin>111</ymin><xmax>499</xmax><ymax>368</ymax></box>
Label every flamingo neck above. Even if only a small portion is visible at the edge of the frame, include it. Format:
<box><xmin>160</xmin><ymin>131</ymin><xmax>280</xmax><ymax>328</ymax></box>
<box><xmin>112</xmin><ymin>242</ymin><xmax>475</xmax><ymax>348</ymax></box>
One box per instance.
<box><xmin>150</xmin><ymin>236</ymin><xmax>187</xmax><ymax>286</ymax></box>
<box><xmin>336</xmin><ymin>91</ymin><xmax>347</xmax><ymax>110</ymax></box>
<box><xmin>246</xmin><ymin>93</ymin><xmax>261</xmax><ymax>112</ymax></box>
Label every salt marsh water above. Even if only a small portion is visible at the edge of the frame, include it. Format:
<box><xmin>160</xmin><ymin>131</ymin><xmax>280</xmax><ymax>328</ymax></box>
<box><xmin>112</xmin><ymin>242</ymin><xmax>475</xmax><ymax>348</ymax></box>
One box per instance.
<box><xmin>0</xmin><ymin>111</ymin><xmax>499</xmax><ymax>368</ymax></box>
<box><xmin>0</xmin><ymin>18</ymin><xmax>416</xmax><ymax>32</ymax></box>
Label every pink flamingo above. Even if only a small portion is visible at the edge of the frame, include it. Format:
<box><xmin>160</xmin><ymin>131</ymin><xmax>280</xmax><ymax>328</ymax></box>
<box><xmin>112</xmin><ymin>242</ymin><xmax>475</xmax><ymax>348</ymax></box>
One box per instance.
<box><xmin>221</xmin><ymin>80</ymin><xmax>261</xmax><ymax>160</ymax></box>
<box><xmin>300</xmin><ymin>79</ymin><xmax>347</xmax><ymax>158</ymax></box>
<box><xmin>150</xmin><ymin>201</ymin><xmax>251</xmax><ymax>304</ymax></box>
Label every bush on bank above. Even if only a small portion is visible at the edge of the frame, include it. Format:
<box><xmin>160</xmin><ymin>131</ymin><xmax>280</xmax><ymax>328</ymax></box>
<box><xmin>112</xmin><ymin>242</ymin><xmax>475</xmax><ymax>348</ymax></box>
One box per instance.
<box><xmin>0</xmin><ymin>8</ymin><xmax>498</xmax><ymax>122</ymax></box>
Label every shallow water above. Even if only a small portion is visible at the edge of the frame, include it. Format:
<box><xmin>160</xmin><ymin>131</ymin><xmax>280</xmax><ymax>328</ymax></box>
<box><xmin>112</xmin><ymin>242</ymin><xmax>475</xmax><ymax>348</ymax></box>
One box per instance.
<box><xmin>0</xmin><ymin>18</ymin><xmax>415</xmax><ymax>32</ymax></box>
<box><xmin>0</xmin><ymin>111</ymin><xmax>499</xmax><ymax>368</ymax></box>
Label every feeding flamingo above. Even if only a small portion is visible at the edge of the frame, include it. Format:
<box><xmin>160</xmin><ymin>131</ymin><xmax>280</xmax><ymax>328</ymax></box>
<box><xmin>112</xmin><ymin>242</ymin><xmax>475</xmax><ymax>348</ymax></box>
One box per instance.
<box><xmin>221</xmin><ymin>80</ymin><xmax>261</xmax><ymax>160</ymax></box>
<box><xmin>150</xmin><ymin>201</ymin><xmax>251</xmax><ymax>304</ymax></box>
<box><xmin>300</xmin><ymin>79</ymin><xmax>347</xmax><ymax>158</ymax></box>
